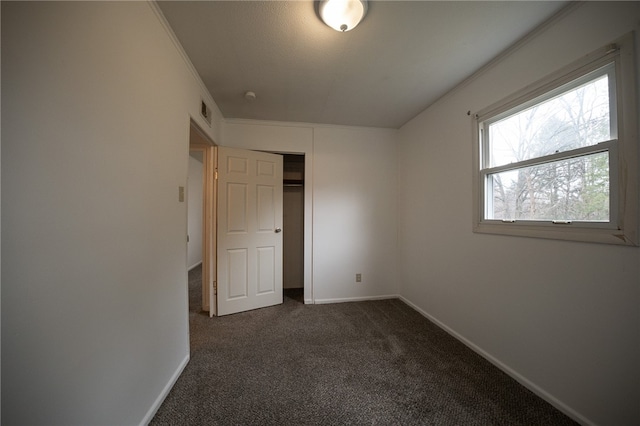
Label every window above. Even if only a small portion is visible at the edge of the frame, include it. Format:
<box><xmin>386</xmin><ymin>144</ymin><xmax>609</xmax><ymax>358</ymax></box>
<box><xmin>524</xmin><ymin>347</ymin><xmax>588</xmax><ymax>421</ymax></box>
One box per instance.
<box><xmin>473</xmin><ymin>34</ymin><xmax>638</xmax><ymax>245</ymax></box>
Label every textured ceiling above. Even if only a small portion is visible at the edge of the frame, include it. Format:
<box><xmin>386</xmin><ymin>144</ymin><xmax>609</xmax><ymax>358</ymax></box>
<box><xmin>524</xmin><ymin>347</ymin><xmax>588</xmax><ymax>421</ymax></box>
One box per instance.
<box><xmin>158</xmin><ymin>1</ymin><xmax>569</xmax><ymax>129</ymax></box>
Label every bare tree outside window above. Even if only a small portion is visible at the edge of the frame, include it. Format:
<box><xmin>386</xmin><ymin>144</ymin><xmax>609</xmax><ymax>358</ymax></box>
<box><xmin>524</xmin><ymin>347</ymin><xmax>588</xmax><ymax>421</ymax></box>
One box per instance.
<box><xmin>474</xmin><ymin>34</ymin><xmax>638</xmax><ymax>246</ymax></box>
<box><xmin>486</xmin><ymin>73</ymin><xmax>611</xmax><ymax>222</ymax></box>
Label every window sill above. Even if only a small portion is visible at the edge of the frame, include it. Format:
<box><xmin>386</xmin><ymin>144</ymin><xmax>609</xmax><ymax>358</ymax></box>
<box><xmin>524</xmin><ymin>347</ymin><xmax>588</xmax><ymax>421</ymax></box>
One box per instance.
<box><xmin>473</xmin><ymin>221</ymin><xmax>637</xmax><ymax>246</ymax></box>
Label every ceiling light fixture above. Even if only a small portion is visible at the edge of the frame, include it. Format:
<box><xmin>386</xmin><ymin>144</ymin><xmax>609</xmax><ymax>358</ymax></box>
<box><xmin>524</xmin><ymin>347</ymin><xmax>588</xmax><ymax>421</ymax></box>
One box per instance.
<box><xmin>318</xmin><ymin>0</ymin><xmax>368</xmax><ymax>32</ymax></box>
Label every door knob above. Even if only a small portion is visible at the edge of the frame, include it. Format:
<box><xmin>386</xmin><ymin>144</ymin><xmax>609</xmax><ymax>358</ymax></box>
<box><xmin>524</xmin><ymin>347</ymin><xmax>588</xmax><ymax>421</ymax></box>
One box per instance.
<box><xmin>275</xmin><ymin>227</ymin><xmax>282</xmax><ymax>233</ymax></box>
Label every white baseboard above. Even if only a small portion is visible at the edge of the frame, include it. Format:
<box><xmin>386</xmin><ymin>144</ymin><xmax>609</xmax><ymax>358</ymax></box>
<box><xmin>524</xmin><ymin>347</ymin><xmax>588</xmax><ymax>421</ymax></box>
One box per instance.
<box><xmin>188</xmin><ymin>261</ymin><xmax>202</xmax><ymax>271</ymax></box>
<box><xmin>139</xmin><ymin>353</ymin><xmax>190</xmax><ymax>426</ymax></box>
<box><xmin>314</xmin><ymin>294</ymin><xmax>400</xmax><ymax>305</ymax></box>
<box><xmin>398</xmin><ymin>296</ymin><xmax>593</xmax><ymax>426</ymax></box>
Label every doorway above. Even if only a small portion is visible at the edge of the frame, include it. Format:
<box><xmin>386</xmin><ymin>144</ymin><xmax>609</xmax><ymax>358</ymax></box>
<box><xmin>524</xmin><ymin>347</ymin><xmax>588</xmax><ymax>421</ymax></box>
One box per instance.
<box><xmin>187</xmin><ymin>149</ymin><xmax>204</xmax><ymax>313</ymax></box>
<box><xmin>188</xmin><ymin>121</ymin><xmax>216</xmax><ymax>317</ymax></box>
<box><xmin>187</xmin><ymin>131</ymin><xmax>308</xmax><ymax>316</ymax></box>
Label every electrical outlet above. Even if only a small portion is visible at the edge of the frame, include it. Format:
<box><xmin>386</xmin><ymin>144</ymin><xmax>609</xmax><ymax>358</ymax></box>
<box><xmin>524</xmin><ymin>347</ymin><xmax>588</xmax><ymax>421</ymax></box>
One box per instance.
<box><xmin>356</xmin><ymin>273</ymin><xmax>362</xmax><ymax>282</ymax></box>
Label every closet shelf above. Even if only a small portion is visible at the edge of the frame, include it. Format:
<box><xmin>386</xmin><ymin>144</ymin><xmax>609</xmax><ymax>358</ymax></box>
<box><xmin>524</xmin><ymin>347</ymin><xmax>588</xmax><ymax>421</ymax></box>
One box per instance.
<box><xmin>283</xmin><ymin>179</ymin><xmax>304</xmax><ymax>187</ymax></box>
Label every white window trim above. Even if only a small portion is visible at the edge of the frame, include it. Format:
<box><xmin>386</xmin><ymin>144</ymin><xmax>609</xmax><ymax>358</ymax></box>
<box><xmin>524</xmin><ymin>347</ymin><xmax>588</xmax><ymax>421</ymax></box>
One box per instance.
<box><xmin>472</xmin><ymin>33</ymin><xmax>638</xmax><ymax>246</ymax></box>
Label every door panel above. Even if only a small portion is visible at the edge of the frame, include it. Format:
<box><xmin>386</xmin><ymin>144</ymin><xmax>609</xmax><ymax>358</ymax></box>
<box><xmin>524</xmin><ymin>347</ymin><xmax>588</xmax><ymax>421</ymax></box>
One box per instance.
<box><xmin>257</xmin><ymin>185</ymin><xmax>275</xmax><ymax>231</ymax></box>
<box><xmin>257</xmin><ymin>246</ymin><xmax>275</xmax><ymax>294</ymax></box>
<box><xmin>217</xmin><ymin>147</ymin><xmax>283</xmax><ymax>316</ymax></box>
<box><xmin>227</xmin><ymin>183</ymin><xmax>248</xmax><ymax>233</ymax></box>
<box><xmin>227</xmin><ymin>248</ymin><xmax>248</xmax><ymax>299</ymax></box>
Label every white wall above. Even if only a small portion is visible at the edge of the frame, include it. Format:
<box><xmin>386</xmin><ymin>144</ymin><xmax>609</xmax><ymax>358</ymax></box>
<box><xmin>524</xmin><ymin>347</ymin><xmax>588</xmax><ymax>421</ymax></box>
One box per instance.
<box><xmin>397</xmin><ymin>3</ymin><xmax>640</xmax><ymax>426</ymax></box>
<box><xmin>313</xmin><ymin>126</ymin><xmax>398</xmax><ymax>302</ymax></box>
<box><xmin>1</xmin><ymin>2</ymin><xmax>221</xmax><ymax>424</ymax></box>
<box><xmin>222</xmin><ymin>121</ymin><xmax>398</xmax><ymax>303</ymax></box>
<box><xmin>187</xmin><ymin>155</ymin><xmax>204</xmax><ymax>270</ymax></box>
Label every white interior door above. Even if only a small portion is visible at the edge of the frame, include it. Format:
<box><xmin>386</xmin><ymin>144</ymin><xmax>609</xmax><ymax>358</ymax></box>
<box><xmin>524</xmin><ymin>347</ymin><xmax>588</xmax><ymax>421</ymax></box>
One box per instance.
<box><xmin>217</xmin><ymin>147</ymin><xmax>283</xmax><ymax>316</ymax></box>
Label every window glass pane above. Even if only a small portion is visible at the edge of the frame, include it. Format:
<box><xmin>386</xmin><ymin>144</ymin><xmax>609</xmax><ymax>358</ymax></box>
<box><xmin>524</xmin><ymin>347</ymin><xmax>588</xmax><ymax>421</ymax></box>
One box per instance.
<box><xmin>488</xmin><ymin>74</ymin><xmax>610</xmax><ymax>167</ymax></box>
<box><xmin>487</xmin><ymin>152</ymin><xmax>609</xmax><ymax>221</ymax></box>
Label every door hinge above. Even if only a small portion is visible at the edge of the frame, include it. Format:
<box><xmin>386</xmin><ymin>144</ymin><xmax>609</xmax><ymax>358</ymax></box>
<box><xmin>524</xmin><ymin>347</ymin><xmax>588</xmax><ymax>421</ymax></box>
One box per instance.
<box><xmin>213</xmin><ymin>281</ymin><xmax>218</xmax><ymax>294</ymax></box>
<box><xmin>214</xmin><ymin>170</ymin><xmax>218</xmax><ymax>180</ymax></box>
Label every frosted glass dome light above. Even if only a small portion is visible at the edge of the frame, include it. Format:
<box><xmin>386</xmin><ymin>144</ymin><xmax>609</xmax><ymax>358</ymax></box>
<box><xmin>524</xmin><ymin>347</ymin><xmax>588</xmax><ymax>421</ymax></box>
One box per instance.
<box><xmin>319</xmin><ymin>0</ymin><xmax>368</xmax><ymax>32</ymax></box>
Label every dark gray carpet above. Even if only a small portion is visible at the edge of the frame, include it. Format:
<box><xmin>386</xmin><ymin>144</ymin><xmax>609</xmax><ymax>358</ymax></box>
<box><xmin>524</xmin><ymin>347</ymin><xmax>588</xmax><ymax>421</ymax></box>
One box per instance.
<box><xmin>152</xmin><ymin>266</ymin><xmax>576</xmax><ymax>425</ymax></box>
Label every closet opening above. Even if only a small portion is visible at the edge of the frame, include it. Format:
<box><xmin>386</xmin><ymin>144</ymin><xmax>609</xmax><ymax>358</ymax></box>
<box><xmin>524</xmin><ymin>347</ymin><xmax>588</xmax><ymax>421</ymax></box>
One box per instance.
<box><xmin>282</xmin><ymin>154</ymin><xmax>305</xmax><ymax>304</ymax></box>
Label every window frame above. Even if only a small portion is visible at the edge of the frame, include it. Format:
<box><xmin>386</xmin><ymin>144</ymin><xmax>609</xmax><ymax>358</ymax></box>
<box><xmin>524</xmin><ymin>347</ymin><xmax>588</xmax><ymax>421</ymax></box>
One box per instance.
<box><xmin>472</xmin><ymin>33</ymin><xmax>638</xmax><ymax>246</ymax></box>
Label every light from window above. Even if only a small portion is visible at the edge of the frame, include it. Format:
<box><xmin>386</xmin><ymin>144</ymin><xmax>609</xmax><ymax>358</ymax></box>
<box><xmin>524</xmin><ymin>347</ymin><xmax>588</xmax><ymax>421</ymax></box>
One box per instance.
<box><xmin>484</xmin><ymin>66</ymin><xmax>613</xmax><ymax>223</ymax></box>
<box><xmin>473</xmin><ymin>34</ymin><xmax>638</xmax><ymax>245</ymax></box>
<box><xmin>488</xmin><ymin>151</ymin><xmax>610</xmax><ymax>222</ymax></box>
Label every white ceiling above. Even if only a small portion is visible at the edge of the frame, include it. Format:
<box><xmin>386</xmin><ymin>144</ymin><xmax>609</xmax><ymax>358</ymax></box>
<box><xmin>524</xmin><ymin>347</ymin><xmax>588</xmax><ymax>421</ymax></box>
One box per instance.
<box><xmin>158</xmin><ymin>1</ymin><xmax>569</xmax><ymax>129</ymax></box>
